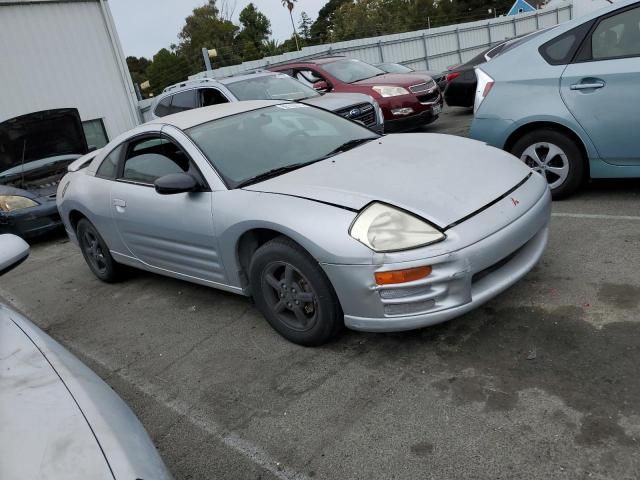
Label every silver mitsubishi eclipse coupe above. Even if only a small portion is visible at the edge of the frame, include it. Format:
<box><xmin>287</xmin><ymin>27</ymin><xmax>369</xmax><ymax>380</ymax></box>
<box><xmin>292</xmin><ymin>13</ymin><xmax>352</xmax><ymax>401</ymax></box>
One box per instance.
<box><xmin>57</xmin><ymin>100</ymin><xmax>551</xmax><ymax>346</ymax></box>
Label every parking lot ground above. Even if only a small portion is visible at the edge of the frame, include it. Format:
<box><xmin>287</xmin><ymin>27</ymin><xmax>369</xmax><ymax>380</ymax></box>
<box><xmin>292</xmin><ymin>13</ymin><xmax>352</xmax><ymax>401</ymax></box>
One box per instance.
<box><xmin>1</xmin><ymin>107</ymin><xmax>639</xmax><ymax>480</ymax></box>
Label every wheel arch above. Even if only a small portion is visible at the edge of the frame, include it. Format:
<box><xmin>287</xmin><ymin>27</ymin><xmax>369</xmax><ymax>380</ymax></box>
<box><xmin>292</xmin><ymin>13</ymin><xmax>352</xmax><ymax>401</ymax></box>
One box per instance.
<box><xmin>68</xmin><ymin>209</ymin><xmax>89</xmax><ymax>233</ymax></box>
<box><xmin>503</xmin><ymin>121</ymin><xmax>591</xmax><ymax>177</ymax></box>
<box><xmin>236</xmin><ymin>228</ymin><xmax>310</xmax><ymax>292</ymax></box>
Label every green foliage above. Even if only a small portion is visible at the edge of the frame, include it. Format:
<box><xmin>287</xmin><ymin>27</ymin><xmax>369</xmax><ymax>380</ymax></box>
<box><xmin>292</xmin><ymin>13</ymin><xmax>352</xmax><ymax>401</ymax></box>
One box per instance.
<box><xmin>237</xmin><ymin>3</ymin><xmax>272</xmax><ymax>61</ymax></box>
<box><xmin>298</xmin><ymin>12</ymin><xmax>313</xmax><ymax>41</ymax></box>
<box><xmin>176</xmin><ymin>0</ymin><xmax>240</xmax><ymax>72</ymax></box>
<box><xmin>146</xmin><ymin>49</ymin><xmax>191</xmax><ymax>96</ymax></box>
<box><xmin>309</xmin><ymin>0</ymin><xmax>350</xmax><ymax>43</ymax></box>
<box><xmin>126</xmin><ymin>56</ymin><xmax>151</xmax><ymax>87</ymax></box>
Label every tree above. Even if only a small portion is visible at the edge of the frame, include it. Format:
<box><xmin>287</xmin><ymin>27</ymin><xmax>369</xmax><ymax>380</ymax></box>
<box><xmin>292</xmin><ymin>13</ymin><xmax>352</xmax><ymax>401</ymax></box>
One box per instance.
<box><xmin>146</xmin><ymin>48</ymin><xmax>191</xmax><ymax>96</ymax></box>
<box><xmin>176</xmin><ymin>0</ymin><xmax>240</xmax><ymax>72</ymax></box>
<box><xmin>281</xmin><ymin>0</ymin><xmax>300</xmax><ymax>51</ymax></box>
<box><xmin>237</xmin><ymin>3</ymin><xmax>272</xmax><ymax>61</ymax></box>
<box><xmin>298</xmin><ymin>12</ymin><xmax>313</xmax><ymax>42</ymax></box>
<box><xmin>309</xmin><ymin>0</ymin><xmax>350</xmax><ymax>43</ymax></box>
<box><xmin>126</xmin><ymin>56</ymin><xmax>151</xmax><ymax>88</ymax></box>
<box><xmin>262</xmin><ymin>39</ymin><xmax>282</xmax><ymax>56</ymax></box>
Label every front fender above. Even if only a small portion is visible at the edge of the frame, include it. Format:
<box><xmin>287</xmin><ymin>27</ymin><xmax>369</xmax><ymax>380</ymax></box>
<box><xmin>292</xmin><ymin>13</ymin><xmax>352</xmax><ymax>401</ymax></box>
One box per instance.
<box><xmin>213</xmin><ymin>190</ymin><xmax>374</xmax><ymax>288</ymax></box>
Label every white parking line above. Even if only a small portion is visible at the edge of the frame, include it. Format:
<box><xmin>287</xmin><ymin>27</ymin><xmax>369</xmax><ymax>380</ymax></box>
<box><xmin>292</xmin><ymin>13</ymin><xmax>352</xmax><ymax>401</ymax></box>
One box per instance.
<box><xmin>552</xmin><ymin>212</ymin><xmax>640</xmax><ymax>221</ymax></box>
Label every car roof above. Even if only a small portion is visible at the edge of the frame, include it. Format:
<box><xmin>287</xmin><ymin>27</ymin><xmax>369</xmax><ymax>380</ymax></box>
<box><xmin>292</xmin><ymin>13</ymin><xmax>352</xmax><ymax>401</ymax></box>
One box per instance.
<box><xmin>147</xmin><ymin>100</ymin><xmax>286</xmax><ymax>130</ymax></box>
<box><xmin>278</xmin><ymin>56</ymin><xmax>347</xmax><ymax>66</ymax></box>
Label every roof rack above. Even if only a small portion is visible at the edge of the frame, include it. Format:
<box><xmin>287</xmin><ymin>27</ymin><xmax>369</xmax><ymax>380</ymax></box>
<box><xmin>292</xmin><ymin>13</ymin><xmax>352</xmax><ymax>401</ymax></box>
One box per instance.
<box><xmin>162</xmin><ymin>77</ymin><xmax>219</xmax><ymax>93</ymax></box>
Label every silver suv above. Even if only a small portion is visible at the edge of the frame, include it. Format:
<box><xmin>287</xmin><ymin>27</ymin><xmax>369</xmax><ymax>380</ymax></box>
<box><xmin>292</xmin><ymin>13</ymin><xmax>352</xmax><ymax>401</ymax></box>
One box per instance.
<box><xmin>149</xmin><ymin>71</ymin><xmax>384</xmax><ymax>133</ymax></box>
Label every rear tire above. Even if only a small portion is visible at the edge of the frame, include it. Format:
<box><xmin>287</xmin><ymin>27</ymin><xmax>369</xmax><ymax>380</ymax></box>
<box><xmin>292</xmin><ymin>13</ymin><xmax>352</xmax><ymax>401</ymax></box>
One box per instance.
<box><xmin>249</xmin><ymin>236</ymin><xmax>343</xmax><ymax>346</ymax></box>
<box><xmin>511</xmin><ymin>129</ymin><xmax>585</xmax><ymax>199</ymax></box>
<box><xmin>76</xmin><ymin>218</ymin><xmax>121</xmax><ymax>283</ymax></box>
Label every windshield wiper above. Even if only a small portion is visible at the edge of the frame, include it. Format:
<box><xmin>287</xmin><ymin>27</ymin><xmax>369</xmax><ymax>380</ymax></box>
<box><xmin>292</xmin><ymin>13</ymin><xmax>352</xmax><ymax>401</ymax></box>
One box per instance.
<box><xmin>320</xmin><ymin>137</ymin><xmax>377</xmax><ymax>159</ymax></box>
<box><xmin>237</xmin><ymin>163</ymin><xmax>308</xmax><ymax>188</ymax></box>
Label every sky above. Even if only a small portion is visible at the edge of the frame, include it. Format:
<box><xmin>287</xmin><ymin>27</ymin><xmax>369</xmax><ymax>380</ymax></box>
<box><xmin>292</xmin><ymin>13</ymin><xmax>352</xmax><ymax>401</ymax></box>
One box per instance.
<box><xmin>108</xmin><ymin>0</ymin><xmax>326</xmax><ymax>59</ymax></box>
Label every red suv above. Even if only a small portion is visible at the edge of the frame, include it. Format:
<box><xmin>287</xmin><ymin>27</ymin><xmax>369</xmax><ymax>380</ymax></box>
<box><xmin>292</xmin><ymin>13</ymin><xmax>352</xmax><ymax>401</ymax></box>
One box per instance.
<box><xmin>270</xmin><ymin>57</ymin><xmax>443</xmax><ymax>132</ymax></box>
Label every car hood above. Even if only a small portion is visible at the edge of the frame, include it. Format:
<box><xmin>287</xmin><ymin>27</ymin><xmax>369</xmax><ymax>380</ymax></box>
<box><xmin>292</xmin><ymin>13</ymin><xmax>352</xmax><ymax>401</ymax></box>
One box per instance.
<box><xmin>0</xmin><ymin>311</ymin><xmax>113</xmax><ymax>479</ymax></box>
<box><xmin>353</xmin><ymin>72</ymin><xmax>433</xmax><ymax>87</ymax></box>
<box><xmin>244</xmin><ymin>134</ymin><xmax>531</xmax><ymax>228</ymax></box>
<box><xmin>0</xmin><ymin>108</ymin><xmax>87</xmax><ymax>194</ymax></box>
<box><xmin>0</xmin><ymin>305</ymin><xmax>172</xmax><ymax>480</ymax></box>
<box><xmin>302</xmin><ymin>92</ymin><xmax>375</xmax><ymax>110</ymax></box>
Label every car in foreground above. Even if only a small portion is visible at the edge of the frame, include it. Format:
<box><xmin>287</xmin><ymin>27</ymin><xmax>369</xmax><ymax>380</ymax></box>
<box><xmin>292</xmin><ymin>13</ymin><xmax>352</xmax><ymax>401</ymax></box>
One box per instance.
<box><xmin>150</xmin><ymin>71</ymin><xmax>383</xmax><ymax>133</ymax></box>
<box><xmin>0</xmin><ymin>108</ymin><xmax>91</xmax><ymax>237</ymax></box>
<box><xmin>270</xmin><ymin>57</ymin><xmax>443</xmax><ymax>132</ymax></box>
<box><xmin>57</xmin><ymin>100</ymin><xmax>550</xmax><ymax>346</ymax></box>
<box><xmin>375</xmin><ymin>62</ymin><xmax>447</xmax><ymax>91</ymax></box>
<box><xmin>0</xmin><ymin>234</ymin><xmax>172</xmax><ymax>479</ymax></box>
<box><xmin>471</xmin><ymin>0</ymin><xmax>640</xmax><ymax>198</ymax></box>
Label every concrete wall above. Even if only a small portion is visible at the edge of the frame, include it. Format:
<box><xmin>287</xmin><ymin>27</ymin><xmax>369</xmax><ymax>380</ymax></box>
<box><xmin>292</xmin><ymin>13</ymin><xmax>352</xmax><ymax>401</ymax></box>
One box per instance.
<box><xmin>0</xmin><ymin>0</ymin><xmax>140</xmax><ymax>143</ymax></box>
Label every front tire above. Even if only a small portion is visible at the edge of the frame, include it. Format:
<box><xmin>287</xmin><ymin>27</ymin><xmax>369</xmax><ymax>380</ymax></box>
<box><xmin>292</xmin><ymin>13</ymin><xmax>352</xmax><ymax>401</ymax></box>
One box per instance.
<box><xmin>76</xmin><ymin>218</ymin><xmax>121</xmax><ymax>283</ymax></box>
<box><xmin>249</xmin><ymin>237</ymin><xmax>343</xmax><ymax>346</ymax></box>
<box><xmin>511</xmin><ymin>129</ymin><xmax>585</xmax><ymax>199</ymax></box>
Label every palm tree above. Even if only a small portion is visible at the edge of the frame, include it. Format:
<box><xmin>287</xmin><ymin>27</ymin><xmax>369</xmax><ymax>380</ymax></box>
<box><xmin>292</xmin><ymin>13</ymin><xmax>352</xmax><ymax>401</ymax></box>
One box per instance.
<box><xmin>263</xmin><ymin>39</ymin><xmax>281</xmax><ymax>56</ymax></box>
<box><xmin>281</xmin><ymin>0</ymin><xmax>300</xmax><ymax>51</ymax></box>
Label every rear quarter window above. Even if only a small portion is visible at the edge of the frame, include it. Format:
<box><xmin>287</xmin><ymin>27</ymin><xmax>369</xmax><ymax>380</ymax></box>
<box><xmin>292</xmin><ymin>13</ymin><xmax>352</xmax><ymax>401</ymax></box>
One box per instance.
<box><xmin>539</xmin><ymin>21</ymin><xmax>595</xmax><ymax>65</ymax></box>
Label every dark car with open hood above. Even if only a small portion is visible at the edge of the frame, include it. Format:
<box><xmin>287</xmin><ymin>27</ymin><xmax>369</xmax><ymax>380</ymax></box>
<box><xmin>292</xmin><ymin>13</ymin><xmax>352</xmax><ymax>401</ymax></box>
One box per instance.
<box><xmin>0</xmin><ymin>108</ymin><xmax>90</xmax><ymax>237</ymax></box>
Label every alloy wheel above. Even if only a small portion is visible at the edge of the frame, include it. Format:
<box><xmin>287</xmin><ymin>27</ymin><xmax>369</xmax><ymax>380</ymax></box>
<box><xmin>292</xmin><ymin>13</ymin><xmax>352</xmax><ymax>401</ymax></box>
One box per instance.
<box><xmin>82</xmin><ymin>230</ymin><xmax>107</xmax><ymax>274</ymax></box>
<box><xmin>520</xmin><ymin>142</ymin><xmax>569</xmax><ymax>190</ymax></box>
<box><xmin>261</xmin><ymin>261</ymin><xmax>318</xmax><ymax>332</ymax></box>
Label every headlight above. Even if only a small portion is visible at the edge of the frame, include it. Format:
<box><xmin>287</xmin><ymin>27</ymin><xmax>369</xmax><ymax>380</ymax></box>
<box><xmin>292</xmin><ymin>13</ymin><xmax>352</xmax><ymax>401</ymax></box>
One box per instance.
<box><xmin>349</xmin><ymin>202</ymin><xmax>445</xmax><ymax>252</ymax></box>
<box><xmin>0</xmin><ymin>195</ymin><xmax>38</xmax><ymax>212</ymax></box>
<box><xmin>372</xmin><ymin>86</ymin><xmax>409</xmax><ymax>97</ymax></box>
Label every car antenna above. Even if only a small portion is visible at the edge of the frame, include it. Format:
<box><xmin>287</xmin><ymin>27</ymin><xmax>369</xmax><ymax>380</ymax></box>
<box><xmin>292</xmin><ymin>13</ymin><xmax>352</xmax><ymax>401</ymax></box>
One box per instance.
<box><xmin>20</xmin><ymin>139</ymin><xmax>26</xmax><ymax>188</ymax></box>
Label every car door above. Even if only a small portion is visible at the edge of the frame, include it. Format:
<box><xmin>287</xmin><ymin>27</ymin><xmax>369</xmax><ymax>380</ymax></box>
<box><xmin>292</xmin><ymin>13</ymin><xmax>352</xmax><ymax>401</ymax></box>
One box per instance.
<box><xmin>109</xmin><ymin>131</ymin><xmax>227</xmax><ymax>284</ymax></box>
<box><xmin>560</xmin><ymin>4</ymin><xmax>640</xmax><ymax>166</ymax></box>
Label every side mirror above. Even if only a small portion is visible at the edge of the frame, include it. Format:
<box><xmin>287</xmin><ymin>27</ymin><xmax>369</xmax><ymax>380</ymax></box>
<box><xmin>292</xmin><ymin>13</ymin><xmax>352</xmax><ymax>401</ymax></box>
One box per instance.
<box><xmin>0</xmin><ymin>234</ymin><xmax>29</xmax><ymax>276</ymax></box>
<box><xmin>154</xmin><ymin>173</ymin><xmax>199</xmax><ymax>195</ymax></box>
<box><xmin>87</xmin><ymin>145</ymin><xmax>98</xmax><ymax>153</ymax></box>
<box><xmin>313</xmin><ymin>80</ymin><xmax>331</xmax><ymax>92</ymax></box>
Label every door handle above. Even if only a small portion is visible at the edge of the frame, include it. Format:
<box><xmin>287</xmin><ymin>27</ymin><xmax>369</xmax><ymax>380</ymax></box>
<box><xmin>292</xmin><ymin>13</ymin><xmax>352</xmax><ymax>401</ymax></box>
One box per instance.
<box><xmin>112</xmin><ymin>198</ymin><xmax>126</xmax><ymax>208</ymax></box>
<box><xmin>570</xmin><ymin>81</ymin><xmax>605</xmax><ymax>90</ymax></box>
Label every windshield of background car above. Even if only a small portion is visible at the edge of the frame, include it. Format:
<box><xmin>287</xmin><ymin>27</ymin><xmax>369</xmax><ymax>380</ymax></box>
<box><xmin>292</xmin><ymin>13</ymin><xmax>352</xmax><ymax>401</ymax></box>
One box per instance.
<box><xmin>186</xmin><ymin>104</ymin><xmax>379</xmax><ymax>188</ymax></box>
<box><xmin>322</xmin><ymin>59</ymin><xmax>386</xmax><ymax>83</ymax></box>
<box><xmin>379</xmin><ymin>63</ymin><xmax>413</xmax><ymax>73</ymax></box>
<box><xmin>226</xmin><ymin>74</ymin><xmax>320</xmax><ymax>101</ymax></box>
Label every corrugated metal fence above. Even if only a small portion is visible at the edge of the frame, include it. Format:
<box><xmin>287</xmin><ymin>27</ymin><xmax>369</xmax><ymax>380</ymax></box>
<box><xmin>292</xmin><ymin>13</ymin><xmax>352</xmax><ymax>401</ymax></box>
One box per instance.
<box><xmin>192</xmin><ymin>5</ymin><xmax>572</xmax><ymax>79</ymax></box>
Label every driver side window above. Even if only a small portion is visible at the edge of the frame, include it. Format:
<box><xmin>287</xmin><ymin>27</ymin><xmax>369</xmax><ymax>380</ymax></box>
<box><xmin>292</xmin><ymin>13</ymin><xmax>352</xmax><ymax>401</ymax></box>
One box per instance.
<box><xmin>121</xmin><ymin>136</ymin><xmax>190</xmax><ymax>185</ymax></box>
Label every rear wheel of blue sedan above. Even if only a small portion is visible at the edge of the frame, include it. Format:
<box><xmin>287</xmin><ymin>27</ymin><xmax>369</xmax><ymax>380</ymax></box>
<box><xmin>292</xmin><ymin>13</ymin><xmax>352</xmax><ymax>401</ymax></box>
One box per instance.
<box><xmin>249</xmin><ymin>237</ymin><xmax>343</xmax><ymax>346</ymax></box>
<box><xmin>512</xmin><ymin>129</ymin><xmax>585</xmax><ymax>199</ymax></box>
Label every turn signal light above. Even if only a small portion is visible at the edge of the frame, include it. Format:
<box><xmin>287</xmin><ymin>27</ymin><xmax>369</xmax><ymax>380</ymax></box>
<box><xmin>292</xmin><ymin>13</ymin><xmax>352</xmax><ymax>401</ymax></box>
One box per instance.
<box><xmin>375</xmin><ymin>266</ymin><xmax>432</xmax><ymax>285</ymax></box>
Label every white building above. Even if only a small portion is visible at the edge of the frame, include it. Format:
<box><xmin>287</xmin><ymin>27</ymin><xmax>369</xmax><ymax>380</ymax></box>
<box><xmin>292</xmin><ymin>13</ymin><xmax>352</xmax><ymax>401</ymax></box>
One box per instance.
<box><xmin>0</xmin><ymin>0</ymin><xmax>140</xmax><ymax>148</ymax></box>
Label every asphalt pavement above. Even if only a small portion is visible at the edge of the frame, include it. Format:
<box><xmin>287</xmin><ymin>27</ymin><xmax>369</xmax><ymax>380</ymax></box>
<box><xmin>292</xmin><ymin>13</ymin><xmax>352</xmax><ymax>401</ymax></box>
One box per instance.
<box><xmin>1</xmin><ymin>106</ymin><xmax>639</xmax><ymax>479</ymax></box>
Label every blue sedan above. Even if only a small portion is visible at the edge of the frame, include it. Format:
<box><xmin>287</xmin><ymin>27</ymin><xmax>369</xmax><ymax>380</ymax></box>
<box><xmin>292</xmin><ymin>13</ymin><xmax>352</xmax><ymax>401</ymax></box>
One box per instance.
<box><xmin>470</xmin><ymin>0</ymin><xmax>640</xmax><ymax>198</ymax></box>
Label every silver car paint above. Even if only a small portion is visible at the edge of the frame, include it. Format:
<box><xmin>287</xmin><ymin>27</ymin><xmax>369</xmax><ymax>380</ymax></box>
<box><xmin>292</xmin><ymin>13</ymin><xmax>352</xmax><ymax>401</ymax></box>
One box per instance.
<box><xmin>58</xmin><ymin>101</ymin><xmax>550</xmax><ymax>331</ymax></box>
<box><xmin>0</xmin><ymin>236</ymin><xmax>171</xmax><ymax>480</ymax></box>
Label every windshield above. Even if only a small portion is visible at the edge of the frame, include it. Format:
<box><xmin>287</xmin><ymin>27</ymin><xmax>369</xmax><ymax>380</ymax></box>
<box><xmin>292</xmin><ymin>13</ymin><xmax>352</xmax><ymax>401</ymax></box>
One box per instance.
<box><xmin>226</xmin><ymin>74</ymin><xmax>320</xmax><ymax>101</ymax></box>
<box><xmin>323</xmin><ymin>59</ymin><xmax>386</xmax><ymax>83</ymax></box>
<box><xmin>378</xmin><ymin>63</ymin><xmax>413</xmax><ymax>74</ymax></box>
<box><xmin>186</xmin><ymin>104</ymin><xmax>379</xmax><ymax>188</ymax></box>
